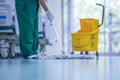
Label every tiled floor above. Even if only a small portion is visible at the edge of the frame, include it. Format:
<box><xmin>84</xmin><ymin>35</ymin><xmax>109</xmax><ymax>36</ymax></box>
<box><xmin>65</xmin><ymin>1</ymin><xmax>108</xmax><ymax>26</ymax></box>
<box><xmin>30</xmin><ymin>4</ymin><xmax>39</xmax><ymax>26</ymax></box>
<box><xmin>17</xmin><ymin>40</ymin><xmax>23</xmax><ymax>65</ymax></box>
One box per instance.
<box><xmin>0</xmin><ymin>56</ymin><xmax>120</xmax><ymax>80</ymax></box>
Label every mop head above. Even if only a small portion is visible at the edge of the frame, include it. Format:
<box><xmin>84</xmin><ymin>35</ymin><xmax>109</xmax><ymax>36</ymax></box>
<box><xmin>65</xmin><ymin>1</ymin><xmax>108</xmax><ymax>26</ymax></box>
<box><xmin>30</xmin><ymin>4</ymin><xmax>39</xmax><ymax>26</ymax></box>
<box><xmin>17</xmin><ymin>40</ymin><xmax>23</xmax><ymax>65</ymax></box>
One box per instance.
<box><xmin>48</xmin><ymin>54</ymin><xmax>94</xmax><ymax>59</ymax></box>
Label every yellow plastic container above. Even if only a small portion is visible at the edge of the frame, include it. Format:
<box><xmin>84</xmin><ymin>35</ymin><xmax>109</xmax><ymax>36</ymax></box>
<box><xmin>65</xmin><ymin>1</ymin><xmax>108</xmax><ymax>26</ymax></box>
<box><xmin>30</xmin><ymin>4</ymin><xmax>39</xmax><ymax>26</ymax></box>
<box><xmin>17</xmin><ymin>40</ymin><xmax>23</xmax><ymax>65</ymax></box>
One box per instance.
<box><xmin>71</xmin><ymin>18</ymin><xmax>99</xmax><ymax>51</ymax></box>
<box><xmin>80</xmin><ymin>18</ymin><xmax>99</xmax><ymax>32</ymax></box>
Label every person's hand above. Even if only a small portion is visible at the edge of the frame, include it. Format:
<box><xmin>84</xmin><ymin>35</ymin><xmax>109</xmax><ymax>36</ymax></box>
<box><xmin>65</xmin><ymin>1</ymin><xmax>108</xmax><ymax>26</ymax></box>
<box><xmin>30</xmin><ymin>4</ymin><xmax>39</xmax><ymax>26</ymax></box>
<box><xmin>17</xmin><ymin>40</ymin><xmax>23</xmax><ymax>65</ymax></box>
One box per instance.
<box><xmin>46</xmin><ymin>10</ymin><xmax>54</xmax><ymax>22</ymax></box>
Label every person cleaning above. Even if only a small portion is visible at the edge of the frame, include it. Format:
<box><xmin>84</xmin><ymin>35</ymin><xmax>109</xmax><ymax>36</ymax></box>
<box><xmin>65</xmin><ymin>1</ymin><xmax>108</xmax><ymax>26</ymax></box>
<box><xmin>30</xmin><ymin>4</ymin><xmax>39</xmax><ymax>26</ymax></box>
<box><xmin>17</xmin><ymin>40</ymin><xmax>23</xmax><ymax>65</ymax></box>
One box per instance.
<box><xmin>15</xmin><ymin>0</ymin><xmax>54</xmax><ymax>59</ymax></box>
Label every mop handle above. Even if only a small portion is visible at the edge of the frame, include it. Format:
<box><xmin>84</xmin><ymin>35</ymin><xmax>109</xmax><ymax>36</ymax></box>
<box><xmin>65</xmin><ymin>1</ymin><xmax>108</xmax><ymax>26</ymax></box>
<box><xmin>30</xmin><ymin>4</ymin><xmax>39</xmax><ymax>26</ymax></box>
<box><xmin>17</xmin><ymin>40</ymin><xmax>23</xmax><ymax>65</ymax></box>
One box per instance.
<box><xmin>50</xmin><ymin>21</ymin><xmax>64</xmax><ymax>51</ymax></box>
<box><xmin>44</xmin><ymin>1</ymin><xmax>64</xmax><ymax>51</ymax></box>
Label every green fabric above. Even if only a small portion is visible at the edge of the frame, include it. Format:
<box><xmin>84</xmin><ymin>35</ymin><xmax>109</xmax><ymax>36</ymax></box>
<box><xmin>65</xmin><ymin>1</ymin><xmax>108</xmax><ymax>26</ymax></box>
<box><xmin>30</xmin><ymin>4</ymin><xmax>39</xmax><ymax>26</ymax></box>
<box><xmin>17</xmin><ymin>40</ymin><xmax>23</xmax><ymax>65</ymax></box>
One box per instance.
<box><xmin>15</xmin><ymin>0</ymin><xmax>39</xmax><ymax>58</ymax></box>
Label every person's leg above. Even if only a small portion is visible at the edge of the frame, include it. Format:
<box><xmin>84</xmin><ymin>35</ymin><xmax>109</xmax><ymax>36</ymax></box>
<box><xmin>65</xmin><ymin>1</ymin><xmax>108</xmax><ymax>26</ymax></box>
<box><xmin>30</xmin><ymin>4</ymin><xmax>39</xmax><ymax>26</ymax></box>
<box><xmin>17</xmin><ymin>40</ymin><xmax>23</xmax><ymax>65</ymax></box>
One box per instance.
<box><xmin>15</xmin><ymin>0</ymin><xmax>38</xmax><ymax>58</ymax></box>
<box><xmin>33</xmin><ymin>12</ymin><xmax>39</xmax><ymax>55</ymax></box>
<box><xmin>32</xmin><ymin>0</ymin><xmax>39</xmax><ymax>55</ymax></box>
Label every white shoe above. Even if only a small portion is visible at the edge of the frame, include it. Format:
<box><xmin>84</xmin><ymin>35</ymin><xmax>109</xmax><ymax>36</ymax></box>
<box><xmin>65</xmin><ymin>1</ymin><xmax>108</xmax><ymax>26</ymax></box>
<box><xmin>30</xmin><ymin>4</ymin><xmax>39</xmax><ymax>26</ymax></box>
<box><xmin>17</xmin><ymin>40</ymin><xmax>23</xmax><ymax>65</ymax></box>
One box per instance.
<box><xmin>27</xmin><ymin>55</ymin><xmax>38</xmax><ymax>59</ymax></box>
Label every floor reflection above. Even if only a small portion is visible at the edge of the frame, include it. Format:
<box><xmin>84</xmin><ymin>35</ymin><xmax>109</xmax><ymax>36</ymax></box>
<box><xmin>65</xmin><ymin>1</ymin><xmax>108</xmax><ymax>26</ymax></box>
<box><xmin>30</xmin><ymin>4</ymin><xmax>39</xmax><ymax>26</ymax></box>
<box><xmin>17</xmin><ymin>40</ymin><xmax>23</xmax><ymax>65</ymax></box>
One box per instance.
<box><xmin>0</xmin><ymin>57</ymin><xmax>120</xmax><ymax>80</ymax></box>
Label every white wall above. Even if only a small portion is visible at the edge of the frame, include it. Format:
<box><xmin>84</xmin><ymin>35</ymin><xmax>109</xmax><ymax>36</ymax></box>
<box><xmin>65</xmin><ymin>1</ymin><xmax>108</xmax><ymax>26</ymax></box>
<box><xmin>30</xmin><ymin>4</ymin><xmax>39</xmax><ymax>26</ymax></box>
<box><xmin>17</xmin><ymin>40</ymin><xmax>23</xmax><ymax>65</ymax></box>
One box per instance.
<box><xmin>44</xmin><ymin>0</ymin><xmax>63</xmax><ymax>55</ymax></box>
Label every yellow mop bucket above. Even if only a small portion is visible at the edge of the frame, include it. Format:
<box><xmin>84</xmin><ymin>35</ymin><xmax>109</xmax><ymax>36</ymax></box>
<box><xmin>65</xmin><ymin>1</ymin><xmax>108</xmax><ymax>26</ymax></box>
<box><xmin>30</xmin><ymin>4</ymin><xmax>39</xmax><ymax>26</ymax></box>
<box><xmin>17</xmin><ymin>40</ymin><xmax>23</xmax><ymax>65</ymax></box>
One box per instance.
<box><xmin>72</xmin><ymin>18</ymin><xmax>99</xmax><ymax>51</ymax></box>
<box><xmin>71</xmin><ymin>3</ymin><xmax>105</xmax><ymax>58</ymax></box>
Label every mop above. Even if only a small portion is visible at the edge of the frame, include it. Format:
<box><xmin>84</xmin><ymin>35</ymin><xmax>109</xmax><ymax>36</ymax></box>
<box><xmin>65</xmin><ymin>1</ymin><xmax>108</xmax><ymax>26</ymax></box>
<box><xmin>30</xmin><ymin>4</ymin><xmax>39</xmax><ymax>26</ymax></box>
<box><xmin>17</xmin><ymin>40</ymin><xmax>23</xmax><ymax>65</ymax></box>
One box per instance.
<box><xmin>38</xmin><ymin>13</ymin><xmax>67</xmax><ymax>59</ymax></box>
<box><xmin>48</xmin><ymin>21</ymin><xmax>68</xmax><ymax>59</ymax></box>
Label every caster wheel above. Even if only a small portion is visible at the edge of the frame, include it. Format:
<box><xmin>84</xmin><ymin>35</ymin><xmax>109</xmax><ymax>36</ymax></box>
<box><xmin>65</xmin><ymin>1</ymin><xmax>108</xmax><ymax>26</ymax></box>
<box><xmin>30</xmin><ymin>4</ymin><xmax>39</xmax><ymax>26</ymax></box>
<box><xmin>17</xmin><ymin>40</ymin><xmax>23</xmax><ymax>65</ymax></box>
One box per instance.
<box><xmin>96</xmin><ymin>51</ymin><xmax>99</xmax><ymax>59</ymax></box>
<box><xmin>9</xmin><ymin>42</ymin><xmax>15</xmax><ymax>58</ymax></box>
<box><xmin>0</xmin><ymin>48</ymin><xmax>9</xmax><ymax>59</ymax></box>
<box><xmin>71</xmin><ymin>51</ymin><xmax>74</xmax><ymax>54</ymax></box>
<box><xmin>85</xmin><ymin>51</ymin><xmax>88</xmax><ymax>55</ymax></box>
<box><xmin>80</xmin><ymin>52</ymin><xmax>83</xmax><ymax>55</ymax></box>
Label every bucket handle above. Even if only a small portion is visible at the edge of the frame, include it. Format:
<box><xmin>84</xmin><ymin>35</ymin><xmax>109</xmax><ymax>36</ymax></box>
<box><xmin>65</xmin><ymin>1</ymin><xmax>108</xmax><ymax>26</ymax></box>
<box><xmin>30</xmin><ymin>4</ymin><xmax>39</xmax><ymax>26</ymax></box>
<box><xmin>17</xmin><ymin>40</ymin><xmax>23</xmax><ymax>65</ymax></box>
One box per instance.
<box><xmin>96</xmin><ymin>3</ymin><xmax>105</xmax><ymax>27</ymax></box>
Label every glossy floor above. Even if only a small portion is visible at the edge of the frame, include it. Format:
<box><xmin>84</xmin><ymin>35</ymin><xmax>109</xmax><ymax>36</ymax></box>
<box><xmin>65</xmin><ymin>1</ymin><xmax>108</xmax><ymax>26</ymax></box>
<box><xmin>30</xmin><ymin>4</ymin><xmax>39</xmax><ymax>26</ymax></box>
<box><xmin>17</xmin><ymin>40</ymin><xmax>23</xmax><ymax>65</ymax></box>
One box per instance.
<box><xmin>0</xmin><ymin>56</ymin><xmax>120</xmax><ymax>80</ymax></box>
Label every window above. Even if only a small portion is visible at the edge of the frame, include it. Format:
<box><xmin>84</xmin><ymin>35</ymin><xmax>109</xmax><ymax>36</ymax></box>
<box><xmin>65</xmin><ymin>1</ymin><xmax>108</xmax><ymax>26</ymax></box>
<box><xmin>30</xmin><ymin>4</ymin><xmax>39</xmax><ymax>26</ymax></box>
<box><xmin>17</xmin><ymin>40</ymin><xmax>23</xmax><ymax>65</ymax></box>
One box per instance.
<box><xmin>63</xmin><ymin>0</ymin><xmax>120</xmax><ymax>54</ymax></box>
